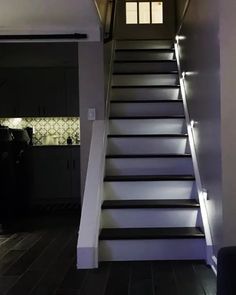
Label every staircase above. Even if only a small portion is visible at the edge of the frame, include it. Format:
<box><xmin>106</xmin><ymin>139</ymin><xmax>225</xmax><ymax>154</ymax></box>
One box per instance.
<box><xmin>99</xmin><ymin>40</ymin><xmax>206</xmax><ymax>262</ymax></box>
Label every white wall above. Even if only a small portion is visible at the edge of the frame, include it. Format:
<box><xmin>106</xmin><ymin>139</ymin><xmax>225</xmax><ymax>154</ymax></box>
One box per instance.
<box><xmin>78</xmin><ymin>42</ymin><xmax>105</xmax><ymax>198</ymax></box>
<box><xmin>176</xmin><ymin>0</ymin><xmax>223</xmax><ymax>255</ymax></box>
<box><xmin>219</xmin><ymin>0</ymin><xmax>236</xmax><ymax>247</ymax></box>
<box><xmin>0</xmin><ymin>0</ymin><xmax>101</xmax><ymax>40</ymax></box>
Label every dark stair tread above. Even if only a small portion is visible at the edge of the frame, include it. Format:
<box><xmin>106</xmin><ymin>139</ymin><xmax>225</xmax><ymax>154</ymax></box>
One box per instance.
<box><xmin>99</xmin><ymin>227</ymin><xmax>205</xmax><ymax>240</ymax></box>
<box><xmin>102</xmin><ymin>199</ymin><xmax>200</xmax><ymax>209</ymax></box>
<box><xmin>114</xmin><ymin>59</ymin><xmax>177</xmax><ymax>63</ymax></box>
<box><xmin>112</xmin><ymin>71</ymin><xmax>178</xmax><ymax>75</ymax></box>
<box><xmin>110</xmin><ymin>99</ymin><xmax>183</xmax><ymax>103</ymax></box>
<box><xmin>112</xmin><ymin>85</ymin><xmax>180</xmax><ymax>89</ymax></box>
<box><xmin>104</xmin><ymin>175</ymin><xmax>195</xmax><ymax>182</ymax></box>
<box><xmin>115</xmin><ymin>48</ymin><xmax>175</xmax><ymax>52</ymax></box>
<box><xmin>106</xmin><ymin>154</ymin><xmax>191</xmax><ymax>159</ymax></box>
<box><xmin>108</xmin><ymin>134</ymin><xmax>188</xmax><ymax>138</ymax></box>
<box><xmin>109</xmin><ymin>115</ymin><xmax>185</xmax><ymax>120</ymax></box>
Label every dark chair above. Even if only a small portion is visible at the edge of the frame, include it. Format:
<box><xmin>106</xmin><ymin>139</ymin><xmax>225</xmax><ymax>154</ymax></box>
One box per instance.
<box><xmin>217</xmin><ymin>246</ymin><xmax>236</xmax><ymax>295</ymax></box>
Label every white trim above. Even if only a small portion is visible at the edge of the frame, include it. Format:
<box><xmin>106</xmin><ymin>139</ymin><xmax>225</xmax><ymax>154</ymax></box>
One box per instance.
<box><xmin>211</xmin><ymin>255</ymin><xmax>217</xmax><ymax>275</ymax></box>
<box><xmin>175</xmin><ymin>42</ymin><xmax>214</xmax><ymax>266</ymax></box>
<box><xmin>77</xmin><ymin>120</ymin><xmax>108</xmax><ymax>269</ymax></box>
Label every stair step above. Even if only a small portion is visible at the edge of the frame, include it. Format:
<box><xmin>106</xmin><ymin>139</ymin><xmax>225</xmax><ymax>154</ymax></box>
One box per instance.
<box><xmin>108</xmin><ymin>134</ymin><xmax>188</xmax><ymax>138</ymax></box>
<box><xmin>104</xmin><ymin>175</ymin><xmax>195</xmax><ymax>182</ymax></box>
<box><xmin>112</xmin><ymin>85</ymin><xmax>180</xmax><ymax>89</ymax></box>
<box><xmin>113</xmin><ymin>61</ymin><xmax>178</xmax><ymax>74</ymax></box>
<box><xmin>111</xmin><ymin>87</ymin><xmax>181</xmax><ymax>101</ymax></box>
<box><xmin>106</xmin><ymin>154</ymin><xmax>191</xmax><ymax>158</ymax></box>
<box><xmin>102</xmin><ymin>199</ymin><xmax>199</xmax><ymax>209</ymax></box>
<box><xmin>99</xmin><ymin>227</ymin><xmax>204</xmax><ymax>240</ymax></box>
<box><xmin>115</xmin><ymin>40</ymin><xmax>174</xmax><ymax>50</ymax></box>
<box><xmin>113</xmin><ymin>71</ymin><xmax>178</xmax><ymax>75</ymax></box>
<box><xmin>109</xmin><ymin>101</ymin><xmax>184</xmax><ymax>117</ymax></box>
<box><xmin>114</xmin><ymin>59</ymin><xmax>177</xmax><ymax>63</ymax></box>
<box><xmin>109</xmin><ymin>116</ymin><xmax>185</xmax><ymax>120</ymax></box>
<box><xmin>110</xmin><ymin>99</ymin><xmax>183</xmax><ymax>103</ymax></box>
<box><xmin>107</xmin><ymin>136</ymin><xmax>189</xmax><ymax>156</ymax></box>
<box><xmin>115</xmin><ymin>48</ymin><xmax>175</xmax><ymax>52</ymax></box>
<box><xmin>104</xmin><ymin>179</ymin><xmax>196</xmax><ymax>200</ymax></box>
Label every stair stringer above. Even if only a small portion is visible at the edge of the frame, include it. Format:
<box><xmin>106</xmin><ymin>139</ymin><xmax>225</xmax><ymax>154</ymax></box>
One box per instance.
<box><xmin>175</xmin><ymin>41</ymin><xmax>214</xmax><ymax>266</ymax></box>
<box><xmin>77</xmin><ymin>120</ymin><xmax>108</xmax><ymax>269</ymax></box>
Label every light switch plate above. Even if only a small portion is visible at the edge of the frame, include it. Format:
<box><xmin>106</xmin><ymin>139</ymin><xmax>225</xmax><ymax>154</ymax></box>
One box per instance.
<box><xmin>88</xmin><ymin>108</ymin><xmax>96</xmax><ymax>121</ymax></box>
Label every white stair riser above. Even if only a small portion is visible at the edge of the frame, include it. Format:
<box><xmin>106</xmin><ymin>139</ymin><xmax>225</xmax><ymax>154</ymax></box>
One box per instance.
<box><xmin>107</xmin><ymin>138</ymin><xmax>190</xmax><ymax>155</ymax></box>
<box><xmin>101</xmin><ymin>208</ymin><xmax>200</xmax><ymax>228</ymax></box>
<box><xmin>110</xmin><ymin>102</ymin><xmax>184</xmax><ymax>117</ymax></box>
<box><xmin>99</xmin><ymin>239</ymin><xmax>206</xmax><ymax>261</ymax></box>
<box><xmin>113</xmin><ymin>62</ymin><xmax>178</xmax><ymax>73</ymax></box>
<box><xmin>112</xmin><ymin>74</ymin><xmax>178</xmax><ymax>86</ymax></box>
<box><xmin>111</xmin><ymin>88</ymin><xmax>181</xmax><ymax>101</ymax></box>
<box><xmin>104</xmin><ymin>181</ymin><xmax>197</xmax><ymax>200</ymax></box>
<box><xmin>116</xmin><ymin>40</ymin><xmax>173</xmax><ymax>50</ymax></box>
<box><xmin>109</xmin><ymin>119</ymin><xmax>186</xmax><ymax>135</ymax></box>
<box><xmin>115</xmin><ymin>51</ymin><xmax>174</xmax><ymax>61</ymax></box>
<box><xmin>105</xmin><ymin>158</ymin><xmax>193</xmax><ymax>176</ymax></box>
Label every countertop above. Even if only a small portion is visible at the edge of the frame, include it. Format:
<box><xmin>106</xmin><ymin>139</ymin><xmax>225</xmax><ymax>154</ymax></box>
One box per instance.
<box><xmin>31</xmin><ymin>144</ymin><xmax>80</xmax><ymax>147</ymax></box>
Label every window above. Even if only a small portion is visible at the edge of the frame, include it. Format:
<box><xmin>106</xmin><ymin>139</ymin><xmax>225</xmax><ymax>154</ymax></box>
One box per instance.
<box><xmin>139</xmin><ymin>2</ymin><xmax>150</xmax><ymax>24</ymax></box>
<box><xmin>125</xmin><ymin>1</ymin><xmax>163</xmax><ymax>25</ymax></box>
<box><xmin>151</xmin><ymin>2</ymin><xmax>163</xmax><ymax>24</ymax></box>
<box><xmin>126</xmin><ymin>2</ymin><xmax>138</xmax><ymax>24</ymax></box>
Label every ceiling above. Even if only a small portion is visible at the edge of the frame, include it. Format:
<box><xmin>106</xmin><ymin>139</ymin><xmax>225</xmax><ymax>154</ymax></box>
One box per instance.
<box><xmin>0</xmin><ymin>0</ymin><xmax>101</xmax><ymax>41</ymax></box>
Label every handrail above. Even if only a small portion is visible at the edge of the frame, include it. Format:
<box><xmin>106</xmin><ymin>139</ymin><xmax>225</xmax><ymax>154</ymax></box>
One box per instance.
<box><xmin>176</xmin><ymin>0</ymin><xmax>191</xmax><ymax>35</ymax></box>
<box><xmin>77</xmin><ymin>120</ymin><xmax>107</xmax><ymax>269</ymax></box>
<box><xmin>174</xmin><ymin>42</ymin><xmax>214</xmax><ymax>267</ymax></box>
<box><xmin>104</xmin><ymin>0</ymin><xmax>116</xmax><ymax>43</ymax></box>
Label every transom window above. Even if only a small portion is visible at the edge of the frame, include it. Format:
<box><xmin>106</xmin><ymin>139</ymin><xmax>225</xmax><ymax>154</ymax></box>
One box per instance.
<box><xmin>126</xmin><ymin>1</ymin><xmax>163</xmax><ymax>24</ymax></box>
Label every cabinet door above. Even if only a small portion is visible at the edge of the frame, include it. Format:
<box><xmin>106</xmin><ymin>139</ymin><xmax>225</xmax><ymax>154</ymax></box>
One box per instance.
<box><xmin>31</xmin><ymin>148</ymin><xmax>72</xmax><ymax>201</ymax></box>
<box><xmin>0</xmin><ymin>69</ymin><xmax>19</xmax><ymax>117</ymax></box>
<box><xmin>65</xmin><ymin>68</ymin><xmax>79</xmax><ymax>116</ymax></box>
<box><xmin>70</xmin><ymin>147</ymin><xmax>81</xmax><ymax>201</ymax></box>
<box><xmin>18</xmin><ymin>68</ymin><xmax>67</xmax><ymax>117</ymax></box>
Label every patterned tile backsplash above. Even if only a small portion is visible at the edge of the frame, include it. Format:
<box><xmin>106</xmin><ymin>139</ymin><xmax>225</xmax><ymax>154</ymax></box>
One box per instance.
<box><xmin>0</xmin><ymin>117</ymin><xmax>80</xmax><ymax>145</ymax></box>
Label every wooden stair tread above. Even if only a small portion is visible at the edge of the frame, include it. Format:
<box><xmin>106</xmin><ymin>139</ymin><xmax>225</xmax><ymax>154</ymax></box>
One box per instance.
<box><xmin>112</xmin><ymin>71</ymin><xmax>178</xmax><ymax>75</ymax></box>
<box><xmin>115</xmin><ymin>48</ymin><xmax>175</xmax><ymax>52</ymax></box>
<box><xmin>112</xmin><ymin>85</ymin><xmax>180</xmax><ymax>89</ymax></box>
<box><xmin>114</xmin><ymin>59</ymin><xmax>177</xmax><ymax>63</ymax></box>
<box><xmin>110</xmin><ymin>99</ymin><xmax>183</xmax><ymax>103</ymax></box>
<box><xmin>106</xmin><ymin>154</ymin><xmax>191</xmax><ymax>158</ymax></box>
<box><xmin>99</xmin><ymin>227</ymin><xmax>205</xmax><ymax>240</ymax></box>
<box><xmin>102</xmin><ymin>199</ymin><xmax>200</xmax><ymax>209</ymax></box>
<box><xmin>109</xmin><ymin>115</ymin><xmax>185</xmax><ymax>120</ymax></box>
<box><xmin>104</xmin><ymin>175</ymin><xmax>195</xmax><ymax>182</ymax></box>
<box><xmin>108</xmin><ymin>134</ymin><xmax>188</xmax><ymax>138</ymax></box>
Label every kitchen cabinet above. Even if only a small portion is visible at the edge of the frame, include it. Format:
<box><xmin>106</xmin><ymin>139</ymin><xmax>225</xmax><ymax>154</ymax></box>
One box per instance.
<box><xmin>29</xmin><ymin>146</ymin><xmax>80</xmax><ymax>204</ymax></box>
<box><xmin>0</xmin><ymin>69</ymin><xmax>19</xmax><ymax>117</ymax></box>
<box><xmin>0</xmin><ymin>67</ymin><xmax>79</xmax><ymax>117</ymax></box>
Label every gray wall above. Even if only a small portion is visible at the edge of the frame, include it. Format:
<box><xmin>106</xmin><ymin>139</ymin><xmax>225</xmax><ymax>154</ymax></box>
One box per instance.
<box><xmin>78</xmin><ymin>42</ymin><xmax>105</xmax><ymax>198</ymax></box>
<box><xmin>220</xmin><ymin>0</ymin><xmax>236</xmax><ymax>247</ymax></box>
<box><xmin>176</xmin><ymin>0</ymin><xmax>223</xmax><ymax>255</ymax></box>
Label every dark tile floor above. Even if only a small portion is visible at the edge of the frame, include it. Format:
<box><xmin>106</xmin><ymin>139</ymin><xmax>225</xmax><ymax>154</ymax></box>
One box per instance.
<box><xmin>0</xmin><ymin>211</ymin><xmax>216</xmax><ymax>295</ymax></box>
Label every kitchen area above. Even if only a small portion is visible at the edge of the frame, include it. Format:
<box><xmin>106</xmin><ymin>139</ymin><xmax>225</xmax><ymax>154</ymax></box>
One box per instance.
<box><xmin>0</xmin><ymin>42</ymin><xmax>81</xmax><ymax>232</ymax></box>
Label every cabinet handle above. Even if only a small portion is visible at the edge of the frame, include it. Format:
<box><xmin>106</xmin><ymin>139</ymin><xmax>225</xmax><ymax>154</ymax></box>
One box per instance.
<box><xmin>43</xmin><ymin>106</ymin><xmax>46</xmax><ymax>116</ymax></box>
<box><xmin>67</xmin><ymin>160</ymin><xmax>70</xmax><ymax>169</ymax></box>
<box><xmin>73</xmin><ymin>160</ymin><xmax>76</xmax><ymax>169</ymax></box>
<box><xmin>38</xmin><ymin>106</ymin><xmax>41</xmax><ymax>116</ymax></box>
